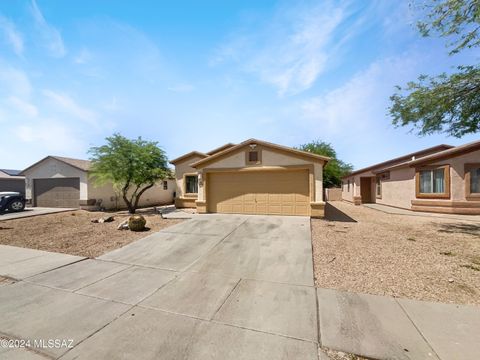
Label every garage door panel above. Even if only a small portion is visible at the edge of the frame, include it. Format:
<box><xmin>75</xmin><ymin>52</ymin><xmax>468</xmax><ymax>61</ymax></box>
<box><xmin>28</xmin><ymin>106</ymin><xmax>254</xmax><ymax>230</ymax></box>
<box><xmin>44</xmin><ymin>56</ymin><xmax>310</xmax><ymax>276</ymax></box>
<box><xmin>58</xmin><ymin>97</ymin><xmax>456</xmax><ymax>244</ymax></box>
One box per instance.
<box><xmin>34</xmin><ymin>178</ymin><xmax>80</xmax><ymax>208</ymax></box>
<box><xmin>208</xmin><ymin>170</ymin><xmax>310</xmax><ymax>216</ymax></box>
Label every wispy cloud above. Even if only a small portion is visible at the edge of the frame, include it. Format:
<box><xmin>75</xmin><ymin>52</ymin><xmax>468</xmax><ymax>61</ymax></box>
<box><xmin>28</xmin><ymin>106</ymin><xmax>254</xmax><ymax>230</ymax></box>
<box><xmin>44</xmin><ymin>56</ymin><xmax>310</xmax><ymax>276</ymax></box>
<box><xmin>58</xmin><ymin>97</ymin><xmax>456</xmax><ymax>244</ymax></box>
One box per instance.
<box><xmin>6</xmin><ymin>96</ymin><xmax>38</xmax><ymax>118</ymax></box>
<box><xmin>30</xmin><ymin>0</ymin><xmax>66</xmax><ymax>57</ymax></box>
<box><xmin>17</xmin><ymin>120</ymin><xmax>86</xmax><ymax>153</ymax></box>
<box><xmin>212</xmin><ymin>1</ymin><xmax>380</xmax><ymax>96</ymax></box>
<box><xmin>73</xmin><ymin>48</ymin><xmax>92</xmax><ymax>64</ymax></box>
<box><xmin>0</xmin><ymin>64</ymin><xmax>32</xmax><ymax>97</ymax></box>
<box><xmin>42</xmin><ymin>89</ymin><xmax>98</xmax><ymax>126</ymax></box>
<box><xmin>168</xmin><ymin>83</ymin><xmax>194</xmax><ymax>93</ymax></box>
<box><xmin>0</xmin><ymin>15</ymin><xmax>24</xmax><ymax>56</ymax></box>
<box><xmin>299</xmin><ymin>55</ymin><xmax>420</xmax><ymax>137</ymax></box>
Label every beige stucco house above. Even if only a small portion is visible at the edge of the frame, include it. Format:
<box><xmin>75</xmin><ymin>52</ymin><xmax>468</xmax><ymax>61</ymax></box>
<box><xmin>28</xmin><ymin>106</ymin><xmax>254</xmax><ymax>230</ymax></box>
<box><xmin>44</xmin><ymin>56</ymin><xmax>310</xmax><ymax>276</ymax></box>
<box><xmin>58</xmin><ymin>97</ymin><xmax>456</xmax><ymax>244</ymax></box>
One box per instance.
<box><xmin>170</xmin><ymin>139</ymin><xmax>330</xmax><ymax>217</ymax></box>
<box><xmin>21</xmin><ymin>156</ymin><xmax>175</xmax><ymax>210</ymax></box>
<box><xmin>342</xmin><ymin>140</ymin><xmax>480</xmax><ymax>215</ymax></box>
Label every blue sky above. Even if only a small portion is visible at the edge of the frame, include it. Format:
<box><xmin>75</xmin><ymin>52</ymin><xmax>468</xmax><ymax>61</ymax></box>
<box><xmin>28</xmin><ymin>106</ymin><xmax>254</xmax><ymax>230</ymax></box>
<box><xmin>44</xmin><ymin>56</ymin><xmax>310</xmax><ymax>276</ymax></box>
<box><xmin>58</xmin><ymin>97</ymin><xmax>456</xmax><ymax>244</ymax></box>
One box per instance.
<box><xmin>0</xmin><ymin>0</ymin><xmax>478</xmax><ymax>170</ymax></box>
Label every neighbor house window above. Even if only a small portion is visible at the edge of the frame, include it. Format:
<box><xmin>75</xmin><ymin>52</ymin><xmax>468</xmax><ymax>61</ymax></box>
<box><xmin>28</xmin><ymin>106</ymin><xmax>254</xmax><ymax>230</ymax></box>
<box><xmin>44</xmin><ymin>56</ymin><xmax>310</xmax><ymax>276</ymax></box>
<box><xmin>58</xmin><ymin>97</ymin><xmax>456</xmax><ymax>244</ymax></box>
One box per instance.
<box><xmin>376</xmin><ymin>177</ymin><xmax>382</xmax><ymax>198</ymax></box>
<box><xmin>163</xmin><ymin>181</ymin><xmax>168</xmax><ymax>190</ymax></box>
<box><xmin>416</xmin><ymin>165</ymin><xmax>450</xmax><ymax>198</ymax></box>
<box><xmin>465</xmin><ymin>164</ymin><xmax>480</xmax><ymax>198</ymax></box>
<box><xmin>185</xmin><ymin>175</ymin><xmax>198</xmax><ymax>194</ymax></box>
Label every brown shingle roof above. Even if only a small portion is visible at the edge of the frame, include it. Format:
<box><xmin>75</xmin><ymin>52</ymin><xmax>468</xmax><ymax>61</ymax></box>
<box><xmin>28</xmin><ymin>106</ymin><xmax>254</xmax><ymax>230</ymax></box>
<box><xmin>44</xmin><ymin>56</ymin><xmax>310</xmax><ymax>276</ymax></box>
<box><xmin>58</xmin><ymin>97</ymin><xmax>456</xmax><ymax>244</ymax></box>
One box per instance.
<box><xmin>51</xmin><ymin>156</ymin><xmax>91</xmax><ymax>171</ymax></box>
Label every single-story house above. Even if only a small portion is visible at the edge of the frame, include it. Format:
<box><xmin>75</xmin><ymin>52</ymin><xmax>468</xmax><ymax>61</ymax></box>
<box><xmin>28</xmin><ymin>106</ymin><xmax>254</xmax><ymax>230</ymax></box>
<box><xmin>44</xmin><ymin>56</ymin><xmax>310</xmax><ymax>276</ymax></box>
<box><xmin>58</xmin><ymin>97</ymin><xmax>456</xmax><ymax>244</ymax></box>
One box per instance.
<box><xmin>342</xmin><ymin>139</ymin><xmax>480</xmax><ymax>215</ymax></box>
<box><xmin>21</xmin><ymin>156</ymin><xmax>175</xmax><ymax>209</ymax></box>
<box><xmin>0</xmin><ymin>169</ymin><xmax>25</xmax><ymax>194</ymax></box>
<box><xmin>170</xmin><ymin>139</ymin><xmax>330</xmax><ymax>217</ymax></box>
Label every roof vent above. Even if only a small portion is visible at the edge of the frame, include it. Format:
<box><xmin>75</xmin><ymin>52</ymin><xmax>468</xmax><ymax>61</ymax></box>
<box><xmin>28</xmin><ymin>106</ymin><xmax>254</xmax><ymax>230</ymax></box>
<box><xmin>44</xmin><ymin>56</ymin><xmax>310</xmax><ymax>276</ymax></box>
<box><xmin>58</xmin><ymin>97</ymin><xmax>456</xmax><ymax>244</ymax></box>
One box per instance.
<box><xmin>411</xmin><ymin>156</ymin><xmax>415</xmax><ymax>160</ymax></box>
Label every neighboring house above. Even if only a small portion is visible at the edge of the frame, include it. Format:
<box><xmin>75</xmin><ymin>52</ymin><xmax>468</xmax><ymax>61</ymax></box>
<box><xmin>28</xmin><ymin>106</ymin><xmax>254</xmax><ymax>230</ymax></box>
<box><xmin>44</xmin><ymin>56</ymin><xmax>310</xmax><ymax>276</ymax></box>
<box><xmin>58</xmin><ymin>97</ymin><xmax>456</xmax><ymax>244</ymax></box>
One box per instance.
<box><xmin>342</xmin><ymin>140</ymin><xmax>480</xmax><ymax>215</ymax></box>
<box><xmin>0</xmin><ymin>169</ymin><xmax>25</xmax><ymax>194</ymax></box>
<box><xmin>170</xmin><ymin>139</ymin><xmax>329</xmax><ymax>217</ymax></box>
<box><xmin>20</xmin><ymin>156</ymin><xmax>175</xmax><ymax>209</ymax></box>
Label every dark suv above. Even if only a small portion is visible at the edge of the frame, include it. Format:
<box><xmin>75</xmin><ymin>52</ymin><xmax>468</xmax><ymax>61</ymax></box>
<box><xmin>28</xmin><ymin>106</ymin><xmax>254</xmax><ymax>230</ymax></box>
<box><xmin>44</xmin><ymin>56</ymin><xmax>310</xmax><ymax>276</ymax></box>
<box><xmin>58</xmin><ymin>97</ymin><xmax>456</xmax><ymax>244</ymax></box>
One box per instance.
<box><xmin>0</xmin><ymin>192</ymin><xmax>26</xmax><ymax>213</ymax></box>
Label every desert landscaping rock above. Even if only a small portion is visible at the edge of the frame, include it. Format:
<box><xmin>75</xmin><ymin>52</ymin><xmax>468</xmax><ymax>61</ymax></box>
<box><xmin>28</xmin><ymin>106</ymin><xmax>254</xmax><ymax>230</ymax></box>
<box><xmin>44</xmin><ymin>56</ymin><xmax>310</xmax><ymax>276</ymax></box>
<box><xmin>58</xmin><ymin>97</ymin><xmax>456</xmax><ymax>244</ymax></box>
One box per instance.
<box><xmin>398</xmin><ymin>298</ymin><xmax>480</xmax><ymax>360</ymax></box>
<box><xmin>61</xmin><ymin>307</ymin><xmax>318</xmax><ymax>360</ymax></box>
<box><xmin>317</xmin><ymin>288</ymin><xmax>438</xmax><ymax>360</ymax></box>
<box><xmin>140</xmin><ymin>271</ymin><xmax>240</xmax><ymax>319</ymax></box>
<box><xmin>0</xmin><ymin>282</ymin><xmax>129</xmax><ymax>357</ymax></box>
<box><xmin>214</xmin><ymin>279</ymin><xmax>317</xmax><ymax>341</ymax></box>
<box><xmin>77</xmin><ymin>265</ymin><xmax>177</xmax><ymax>304</ymax></box>
<box><xmin>26</xmin><ymin>259</ymin><xmax>129</xmax><ymax>291</ymax></box>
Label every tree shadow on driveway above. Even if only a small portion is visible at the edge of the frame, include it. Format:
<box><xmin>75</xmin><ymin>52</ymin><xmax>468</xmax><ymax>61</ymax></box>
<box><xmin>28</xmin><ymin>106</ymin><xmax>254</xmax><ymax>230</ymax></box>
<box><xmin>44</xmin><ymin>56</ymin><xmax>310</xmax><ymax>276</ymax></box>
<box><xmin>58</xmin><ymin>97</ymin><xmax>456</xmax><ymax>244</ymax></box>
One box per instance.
<box><xmin>436</xmin><ymin>222</ymin><xmax>480</xmax><ymax>236</ymax></box>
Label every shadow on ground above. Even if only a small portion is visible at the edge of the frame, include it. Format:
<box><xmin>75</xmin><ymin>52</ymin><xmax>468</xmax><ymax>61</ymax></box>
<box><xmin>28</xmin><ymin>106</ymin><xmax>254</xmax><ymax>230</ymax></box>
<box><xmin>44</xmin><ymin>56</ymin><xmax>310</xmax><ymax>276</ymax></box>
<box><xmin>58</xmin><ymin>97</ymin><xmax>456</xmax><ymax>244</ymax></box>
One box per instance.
<box><xmin>324</xmin><ymin>203</ymin><xmax>357</xmax><ymax>223</ymax></box>
<box><xmin>437</xmin><ymin>223</ymin><xmax>480</xmax><ymax>236</ymax></box>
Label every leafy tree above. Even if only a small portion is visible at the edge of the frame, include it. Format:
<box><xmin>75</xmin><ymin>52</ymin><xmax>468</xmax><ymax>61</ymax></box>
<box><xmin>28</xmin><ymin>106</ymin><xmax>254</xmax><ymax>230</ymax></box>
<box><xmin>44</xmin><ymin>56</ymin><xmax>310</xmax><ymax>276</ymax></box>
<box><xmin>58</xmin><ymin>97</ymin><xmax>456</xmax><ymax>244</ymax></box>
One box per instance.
<box><xmin>389</xmin><ymin>0</ymin><xmax>480</xmax><ymax>137</ymax></box>
<box><xmin>297</xmin><ymin>140</ymin><xmax>353</xmax><ymax>188</ymax></box>
<box><xmin>89</xmin><ymin>134</ymin><xmax>170</xmax><ymax>214</ymax></box>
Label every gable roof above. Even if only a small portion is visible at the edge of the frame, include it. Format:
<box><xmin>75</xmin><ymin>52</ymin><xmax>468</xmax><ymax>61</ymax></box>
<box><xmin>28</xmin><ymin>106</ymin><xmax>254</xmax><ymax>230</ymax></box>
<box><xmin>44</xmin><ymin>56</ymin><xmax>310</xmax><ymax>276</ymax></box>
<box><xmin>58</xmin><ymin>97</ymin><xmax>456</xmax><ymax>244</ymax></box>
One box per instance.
<box><xmin>169</xmin><ymin>151</ymin><xmax>209</xmax><ymax>165</ymax></box>
<box><xmin>0</xmin><ymin>169</ymin><xmax>22</xmax><ymax>176</ymax></box>
<box><xmin>190</xmin><ymin>138</ymin><xmax>330</xmax><ymax>168</ymax></box>
<box><xmin>343</xmin><ymin>144</ymin><xmax>453</xmax><ymax>178</ymax></box>
<box><xmin>409</xmin><ymin>139</ymin><xmax>480</xmax><ymax>166</ymax></box>
<box><xmin>21</xmin><ymin>156</ymin><xmax>91</xmax><ymax>175</ymax></box>
<box><xmin>206</xmin><ymin>143</ymin><xmax>236</xmax><ymax>155</ymax></box>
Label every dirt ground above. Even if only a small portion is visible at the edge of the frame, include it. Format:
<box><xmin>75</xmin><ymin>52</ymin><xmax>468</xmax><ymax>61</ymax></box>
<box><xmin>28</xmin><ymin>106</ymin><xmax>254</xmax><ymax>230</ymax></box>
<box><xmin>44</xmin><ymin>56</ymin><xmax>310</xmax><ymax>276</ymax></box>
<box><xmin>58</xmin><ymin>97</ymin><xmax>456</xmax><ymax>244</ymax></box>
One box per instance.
<box><xmin>0</xmin><ymin>208</ymin><xmax>183</xmax><ymax>258</ymax></box>
<box><xmin>312</xmin><ymin>201</ymin><xmax>480</xmax><ymax>305</ymax></box>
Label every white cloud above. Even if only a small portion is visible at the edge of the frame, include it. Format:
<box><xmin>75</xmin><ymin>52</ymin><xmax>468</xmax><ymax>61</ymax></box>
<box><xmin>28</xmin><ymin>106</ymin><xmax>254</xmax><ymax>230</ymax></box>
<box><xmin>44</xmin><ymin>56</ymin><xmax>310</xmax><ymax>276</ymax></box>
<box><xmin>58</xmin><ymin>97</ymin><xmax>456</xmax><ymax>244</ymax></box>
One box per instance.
<box><xmin>0</xmin><ymin>65</ymin><xmax>32</xmax><ymax>97</ymax></box>
<box><xmin>16</xmin><ymin>121</ymin><xmax>86</xmax><ymax>153</ymax></box>
<box><xmin>6</xmin><ymin>96</ymin><xmax>38</xmax><ymax>118</ymax></box>
<box><xmin>168</xmin><ymin>83</ymin><xmax>194</xmax><ymax>93</ymax></box>
<box><xmin>212</xmin><ymin>1</ymin><xmax>369</xmax><ymax>96</ymax></box>
<box><xmin>30</xmin><ymin>0</ymin><xmax>66</xmax><ymax>57</ymax></box>
<box><xmin>42</xmin><ymin>89</ymin><xmax>98</xmax><ymax>126</ymax></box>
<box><xmin>298</xmin><ymin>55</ymin><xmax>420</xmax><ymax>136</ymax></box>
<box><xmin>0</xmin><ymin>16</ymin><xmax>24</xmax><ymax>56</ymax></box>
<box><xmin>73</xmin><ymin>48</ymin><xmax>92</xmax><ymax>64</ymax></box>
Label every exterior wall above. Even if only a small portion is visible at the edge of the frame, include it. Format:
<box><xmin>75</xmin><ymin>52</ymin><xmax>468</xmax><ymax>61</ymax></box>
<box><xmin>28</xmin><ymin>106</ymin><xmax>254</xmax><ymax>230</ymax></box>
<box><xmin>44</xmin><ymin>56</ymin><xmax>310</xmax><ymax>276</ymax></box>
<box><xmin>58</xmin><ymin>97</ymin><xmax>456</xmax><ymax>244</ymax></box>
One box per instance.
<box><xmin>411</xmin><ymin>149</ymin><xmax>480</xmax><ymax>214</ymax></box>
<box><xmin>325</xmin><ymin>188</ymin><xmax>342</xmax><ymax>201</ymax></box>
<box><xmin>377</xmin><ymin>167</ymin><xmax>415</xmax><ymax>209</ymax></box>
<box><xmin>342</xmin><ymin>171</ymin><xmax>374</xmax><ymax>205</ymax></box>
<box><xmin>23</xmin><ymin>158</ymin><xmax>88</xmax><ymax>203</ymax></box>
<box><xmin>87</xmin><ymin>178</ymin><xmax>175</xmax><ymax>210</ymax></box>
<box><xmin>428</xmin><ymin>149</ymin><xmax>480</xmax><ymax>201</ymax></box>
<box><xmin>173</xmin><ymin>155</ymin><xmax>205</xmax><ymax>208</ymax></box>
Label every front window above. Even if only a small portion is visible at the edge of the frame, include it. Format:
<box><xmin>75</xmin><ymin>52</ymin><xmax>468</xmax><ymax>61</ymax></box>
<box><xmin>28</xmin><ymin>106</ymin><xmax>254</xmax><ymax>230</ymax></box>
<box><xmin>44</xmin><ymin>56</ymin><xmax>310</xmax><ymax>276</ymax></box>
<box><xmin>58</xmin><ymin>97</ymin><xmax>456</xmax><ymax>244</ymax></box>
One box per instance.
<box><xmin>419</xmin><ymin>168</ymin><xmax>445</xmax><ymax>193</ymax></box>
<box><xmin>376</xmin><ymin>177</ymin><xmax>381</xmax><ymax>197</ymax></box>
<box><xmin>469</xmin><ymin>166</ymin><xmax>480</xmax><ymax>194</ymax></box>
<box><xmin>185</xmin><ymin>175</ymin><xmax>198</xmax><ymax>194</ymax></box>
<box><xmin>163</xmin><ymin>181</ymin><xmax>168</xmax><ymax>190</ymax></box>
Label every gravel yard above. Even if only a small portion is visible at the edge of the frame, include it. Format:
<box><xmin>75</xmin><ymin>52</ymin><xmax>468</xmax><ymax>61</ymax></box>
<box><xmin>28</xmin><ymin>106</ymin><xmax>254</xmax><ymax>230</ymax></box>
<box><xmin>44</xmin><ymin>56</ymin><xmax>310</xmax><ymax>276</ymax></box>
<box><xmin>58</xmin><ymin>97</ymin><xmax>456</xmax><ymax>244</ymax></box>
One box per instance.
<box><xmin>0</xmin><ymin>208</ymin><xmax>183</xmax><ymax>258</ymax></box>
<box><xmin>312</xmin><ymin>201</ymin><xmax>480</xmax><ymax>305</ymax></box>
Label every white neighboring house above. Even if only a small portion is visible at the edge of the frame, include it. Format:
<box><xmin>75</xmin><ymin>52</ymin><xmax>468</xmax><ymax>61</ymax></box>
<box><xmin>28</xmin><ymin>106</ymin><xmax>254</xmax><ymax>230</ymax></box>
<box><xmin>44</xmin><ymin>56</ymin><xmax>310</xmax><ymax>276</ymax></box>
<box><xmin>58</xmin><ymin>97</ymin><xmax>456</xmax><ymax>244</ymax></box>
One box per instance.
<box><xmin>21</xmin><ymin>156</ymin><xmax>175</xmax><ymax>209</ymax></box>
<box><xmin>0</xmin><ymin>169</ymin><xmax>25</xmax><ymax>194</ymax></box>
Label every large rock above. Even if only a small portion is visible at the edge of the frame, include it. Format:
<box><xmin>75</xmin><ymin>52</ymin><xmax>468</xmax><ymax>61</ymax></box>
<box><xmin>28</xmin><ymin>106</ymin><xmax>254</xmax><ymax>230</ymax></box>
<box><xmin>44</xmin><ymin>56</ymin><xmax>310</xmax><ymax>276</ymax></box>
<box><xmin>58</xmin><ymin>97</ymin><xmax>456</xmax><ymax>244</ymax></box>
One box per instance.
<box><xmin>128</xmin><ymin>215</ymin><xmax>146</xmax><ymax>232</ymax></box>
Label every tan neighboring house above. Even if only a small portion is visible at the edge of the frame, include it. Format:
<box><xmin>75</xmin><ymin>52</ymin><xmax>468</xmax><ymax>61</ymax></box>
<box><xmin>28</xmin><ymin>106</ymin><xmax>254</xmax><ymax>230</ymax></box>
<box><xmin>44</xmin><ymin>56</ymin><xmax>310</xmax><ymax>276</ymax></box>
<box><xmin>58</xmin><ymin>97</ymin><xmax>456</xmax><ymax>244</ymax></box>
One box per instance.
<box><xmin>0</xmin><ymin>169</ymin><xmax>25</xmax><ymax>194</ymax></box>
<box><xmin>21</xmin><ymin>156</ymin><xmax>175</xmax><ymax>209</ymax></box>
<box><xmin>342</xmin><ymin>139</ymin><xmax>480</xmax><ymax>215</ymax></box>
<box><xmin>170</xmin><ymin>139</ymin><xmax>330</xmax><ymax>217</ymax></box>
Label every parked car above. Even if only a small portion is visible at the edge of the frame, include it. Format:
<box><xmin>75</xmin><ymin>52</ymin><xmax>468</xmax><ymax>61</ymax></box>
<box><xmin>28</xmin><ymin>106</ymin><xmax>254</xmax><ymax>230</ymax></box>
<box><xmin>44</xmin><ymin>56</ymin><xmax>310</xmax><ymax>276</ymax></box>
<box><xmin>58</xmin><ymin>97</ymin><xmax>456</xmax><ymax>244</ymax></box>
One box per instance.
<box><xmin>0</xmin><ymin>192</ymin><xmax>26</xmax><ymax>213</ymax></box>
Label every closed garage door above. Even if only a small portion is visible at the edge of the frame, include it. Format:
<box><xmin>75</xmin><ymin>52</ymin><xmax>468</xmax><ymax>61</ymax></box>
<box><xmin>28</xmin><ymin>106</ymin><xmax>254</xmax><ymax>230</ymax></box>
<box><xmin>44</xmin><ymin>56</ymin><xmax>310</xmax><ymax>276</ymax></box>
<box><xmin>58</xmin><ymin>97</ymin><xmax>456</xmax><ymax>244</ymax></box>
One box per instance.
<box><xmin>34</xmin><ymin>178</ymin><xmax>80</xmax><ymax>208</ymax></box>
<box><xmin>0</xmin><ymin>179</ymin><xmax>25</xmax><ymax>194</ymax></box>
<box><xmin>208</xmin><ymin>170</ymin><xmax>310</xmax><ymax>216</ymax></box>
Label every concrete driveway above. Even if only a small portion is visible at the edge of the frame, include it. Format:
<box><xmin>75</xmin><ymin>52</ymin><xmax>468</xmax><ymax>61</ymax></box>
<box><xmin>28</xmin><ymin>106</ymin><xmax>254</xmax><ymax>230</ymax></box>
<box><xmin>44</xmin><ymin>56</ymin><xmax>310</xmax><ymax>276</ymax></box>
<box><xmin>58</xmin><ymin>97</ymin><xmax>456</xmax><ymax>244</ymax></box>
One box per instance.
<box><xmin>0</xmin><ymin>215</ymin><xmax>318</xmax><ymax>359</ymax></box>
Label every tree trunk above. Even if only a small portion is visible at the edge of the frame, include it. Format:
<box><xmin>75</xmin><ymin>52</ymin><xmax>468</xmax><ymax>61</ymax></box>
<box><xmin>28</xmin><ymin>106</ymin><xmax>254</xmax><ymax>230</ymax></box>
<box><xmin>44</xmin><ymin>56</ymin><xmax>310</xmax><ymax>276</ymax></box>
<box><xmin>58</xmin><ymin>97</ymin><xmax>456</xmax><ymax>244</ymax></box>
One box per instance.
<box><xmin>132</xmin><ymin>183</ymin><xmax>155</xmax><ymax>212</ymax></box>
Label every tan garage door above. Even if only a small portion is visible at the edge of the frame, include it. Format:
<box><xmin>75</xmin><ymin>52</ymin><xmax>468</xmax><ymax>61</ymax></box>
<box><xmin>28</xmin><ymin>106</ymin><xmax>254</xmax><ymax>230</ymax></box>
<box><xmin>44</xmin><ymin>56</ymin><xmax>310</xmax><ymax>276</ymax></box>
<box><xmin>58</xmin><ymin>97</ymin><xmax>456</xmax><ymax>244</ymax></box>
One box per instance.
<box><xmin>34</xmin><ymin>178</ymin><xmax>80</xmax><ymax>208</ymax></box>
<box><xmin>208</xmin><ymin>170</ymin><xmax>310</xmax><ymax>216</ymax></box>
